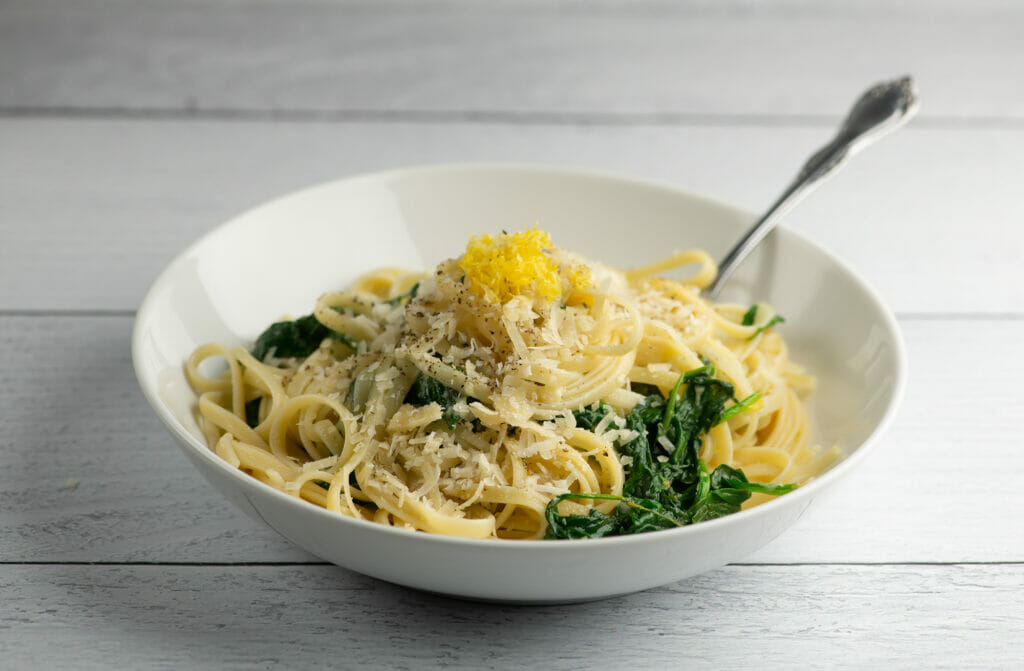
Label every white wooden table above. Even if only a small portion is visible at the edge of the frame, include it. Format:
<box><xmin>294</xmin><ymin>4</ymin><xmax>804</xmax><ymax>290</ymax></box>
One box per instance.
<box><xmin>3</xmin><ymin>1</ymin><xmax>1023</xmax><ymax>667</ymax></box>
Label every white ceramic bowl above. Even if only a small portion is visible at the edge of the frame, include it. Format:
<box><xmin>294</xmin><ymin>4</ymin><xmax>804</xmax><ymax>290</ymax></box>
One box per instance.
<box><xmin>133</xmin><ymin>164</ymin><xmax>905</xmax><ymax>603</ymax></box>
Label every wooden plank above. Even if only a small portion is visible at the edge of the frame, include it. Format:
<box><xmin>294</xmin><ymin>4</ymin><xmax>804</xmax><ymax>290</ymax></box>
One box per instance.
<box><xmin>1</xmin><ymin>1</ymin><xmax>1021</xmax><ymax>120</ymax></box>
<box><xmin>3</xmin><ymin>118</ymin><xmax>1023</xmax><ymax>314</ymax></box>
<box><xmin>1</xmin><ymin>563</ymin><xmax>1021</xmax><ymax>668</ymax></box>
<box><xmin>748</xmin><ymin>314</ymin><xmax>1024</xmax><ymax>562</ymax></box>
<box><xmin>2</xmin><ymin>315</ymin><xmax>1023</xmax><ymax>564</ymax></box>
<box><xmin>0</xmin><ymin>315</ymin><xmax>311</xmax><ymax>564</ymax></box>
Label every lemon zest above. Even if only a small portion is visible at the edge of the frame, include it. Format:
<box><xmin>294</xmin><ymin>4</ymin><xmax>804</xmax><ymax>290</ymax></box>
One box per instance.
<box><xmin>459</xmin><ymin>227</ymin><xmax>588</xmax><ymax>304</ymax></box>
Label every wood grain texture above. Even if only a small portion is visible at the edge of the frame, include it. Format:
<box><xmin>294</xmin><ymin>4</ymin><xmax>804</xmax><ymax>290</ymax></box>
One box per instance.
<box><xmin>2</xmin><ymin>0</ymin><xmax>1022</xmax><ymax>121</ymax></box>
<box><xmin>4</xmin><ymin>118</ymin><xmax>1023</xmax><ymax>314</ymax></box>
<box><xmin>2</xmin><ymin>315</ymin><xmax>1022</xmax><ymax>564</ymax></box>
<box><xmin>2</xmin><ymin>2</ymin><xmax>1019</xmax><ymax>663</ymax></box>
<box><xmin>2</xmin><ymin>563</ymin><xmax>1021</xmax><ymax>669</ymax></box>
<box><xmin>0</xmin><ymin>315</ymin><xmax>310</xmax><ymax>564</ymax></box>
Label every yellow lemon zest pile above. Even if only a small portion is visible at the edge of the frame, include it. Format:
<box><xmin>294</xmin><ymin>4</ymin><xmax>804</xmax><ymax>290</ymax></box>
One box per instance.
<box><xmin>458</xmin><ymin>227</ymin><xmax>589</xmax><ymax>304</ymax></box>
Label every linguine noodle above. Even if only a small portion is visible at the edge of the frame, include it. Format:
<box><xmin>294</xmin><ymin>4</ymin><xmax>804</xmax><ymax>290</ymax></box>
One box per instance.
<box><xmin>186</xmin><ymin>229</ymin><xmax>838</xmax><ymax>539</ymax></box>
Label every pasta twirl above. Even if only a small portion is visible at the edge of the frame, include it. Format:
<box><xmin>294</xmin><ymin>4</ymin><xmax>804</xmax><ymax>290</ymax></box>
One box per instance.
<box><xmin>186</xmin><ymin>228</ymin><xmax>838</xmax><ymax>539</ymax></box>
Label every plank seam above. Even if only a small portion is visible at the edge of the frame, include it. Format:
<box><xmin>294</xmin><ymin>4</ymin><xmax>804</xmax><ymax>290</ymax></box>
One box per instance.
<box><xmin>0</xmin><ymin>309</ymin><xmax>137</xmax><ymax>317</ymax></box>
<box><xmin>1</xmin><ymin>560</ymin><xmax>1021</xmax><ymax>567</ymax></box>
<box><xmin>2</xmin><ymin>106</ymin><xmax>1023</xmax><ymax>130</ymax></box>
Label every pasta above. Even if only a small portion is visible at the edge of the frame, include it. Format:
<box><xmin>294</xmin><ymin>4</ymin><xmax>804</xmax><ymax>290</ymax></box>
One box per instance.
<box><xmin>186</xmin><ymin>228</ymin><xmax>838</xmax><ymax>539</ymax></box>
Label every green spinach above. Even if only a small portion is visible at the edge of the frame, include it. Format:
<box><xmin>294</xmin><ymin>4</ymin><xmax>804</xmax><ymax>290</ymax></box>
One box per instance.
<box><xmin>244</xmin><ymin>398</ymin><xmax>261</xmax><ymax>428</ymax></box>
<box><xmin>250</xmin><ymin>314</ymin><xmax>359</xmax><ymax>362</ymax></box>
<box><xmin>405</xmin><ymin>373</ymin><xmax>466</xmax><ymax>430</ymax></box>
<box><xmin>546</xmin><ymin>366</ymin><xmax>796</xmax><ymax>539</ymax></box>
<box><xmin>741</xmin><ymin>304</ymin><xmax>785</xmax><ymax>340</ymax></box>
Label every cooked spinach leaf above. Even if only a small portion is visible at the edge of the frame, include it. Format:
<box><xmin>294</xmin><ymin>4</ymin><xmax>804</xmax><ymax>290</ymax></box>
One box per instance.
<box><xmin>244</xmin><ymin>398</ymin><xmax>261</xmax><ymax>428</ymax></box>
<box><xmin>741</xmin><ymin>304</ymin><xmax>785</xmax><ymax>339</ymax></box>
<box><xmin>543</xmin><ymin>495</ymin><xmax>621</xmax><ymax>539</ymax></box>
<box><xmin>710</xmin><ymin>463</ymin><xmax>797</xmax><ymax>496</ymax></box>
<box><xmin>544</xmin><ymin>493</ymin><xmax>685</xmax><ymax>539</ymax></box>
<box><xmin>572</xmin><ymin>402</ymin><xmax>614</xmax><ymax>431</ymax></box>
<box><xmin>750</xmin><ymin>314</ymin><xmax>785</xmax><ymax>339</ymax></box>
<box><xmin>405</xmin><ymin>373</ymin><xmax>465</xmax><ymax>430</ymax></box>
<box><xmin>629</xmin><ymin>381</ymin><xmax>662</xmax><ymax>397</ymax></box>
<box><xmin>545</xmin><ymin>366</ymin><xmax>796</xmax><ymax>539</ymax></box>
<box><xmin>250</xmin><ymin>314</ymin><xmax>328</xmax><ymax>361</ymax></box>
<box><xmin>721</xmin><ymin>391</ymin><xmax>762</xmax><ymax>422</ymax></box>
<box><xmin>250</xmin><ymin>313</ymin><xmax>359</xmax><ymax>361</ymax></box>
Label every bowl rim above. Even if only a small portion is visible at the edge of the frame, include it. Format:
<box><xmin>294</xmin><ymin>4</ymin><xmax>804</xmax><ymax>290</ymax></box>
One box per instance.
<box><xmin>132</xmin><ymin>161</ymin><xmax>908</xmax><ymax>551</ymax></box>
